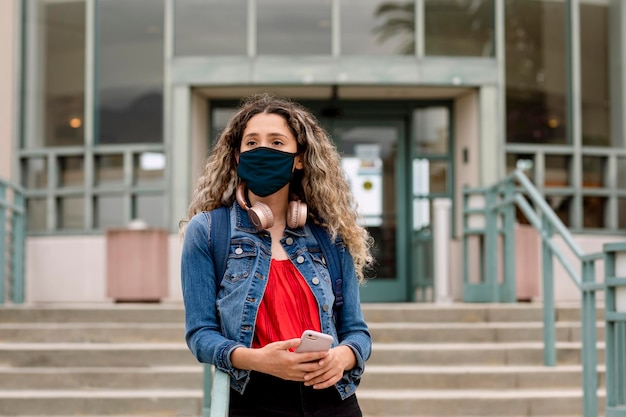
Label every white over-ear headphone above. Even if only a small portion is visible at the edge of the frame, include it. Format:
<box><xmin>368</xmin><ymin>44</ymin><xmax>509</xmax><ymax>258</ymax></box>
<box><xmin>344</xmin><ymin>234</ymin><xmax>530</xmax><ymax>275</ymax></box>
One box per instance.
<box><xmin>236</xmin><ymin>183</ymin><xmax>307</xmax><ymax>231</ymax></box>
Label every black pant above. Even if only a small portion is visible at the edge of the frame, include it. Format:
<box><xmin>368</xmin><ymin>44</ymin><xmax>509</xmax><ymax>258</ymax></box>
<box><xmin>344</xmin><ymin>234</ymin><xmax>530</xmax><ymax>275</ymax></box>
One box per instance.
<box><xmin>229</xmin><ymin>372</ymin><xmax>362</xmax><ymax>417</ymax></box>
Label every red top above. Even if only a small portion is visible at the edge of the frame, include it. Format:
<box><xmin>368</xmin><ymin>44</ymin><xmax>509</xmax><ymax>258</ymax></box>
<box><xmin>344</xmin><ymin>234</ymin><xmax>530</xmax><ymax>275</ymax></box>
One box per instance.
<box><xmin>252</xmin><ymin>259</ymin><xmax>321</xmax><ymax>349</ymax></box>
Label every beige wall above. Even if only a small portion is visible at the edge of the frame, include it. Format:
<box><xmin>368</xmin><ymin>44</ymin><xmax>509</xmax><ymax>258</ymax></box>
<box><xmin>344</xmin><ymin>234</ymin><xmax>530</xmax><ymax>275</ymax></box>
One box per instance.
<box><xmin>0</xmin><ymin>0</ymin><xmax>16</xmax><ymax>180</ymax></box>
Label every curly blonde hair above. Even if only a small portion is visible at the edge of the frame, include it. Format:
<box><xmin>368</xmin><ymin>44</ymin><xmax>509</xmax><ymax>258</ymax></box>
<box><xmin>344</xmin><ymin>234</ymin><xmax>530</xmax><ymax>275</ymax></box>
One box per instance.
<box><xmin>180</xmin><ymin>93</ymin><xmax>373</xmax><ymax>282</ymax></box>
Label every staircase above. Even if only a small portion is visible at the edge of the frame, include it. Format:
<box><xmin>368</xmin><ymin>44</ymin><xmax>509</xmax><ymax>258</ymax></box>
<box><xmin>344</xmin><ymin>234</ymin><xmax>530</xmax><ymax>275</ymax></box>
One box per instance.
<box><xmin>0</xmin><ymin>303</ymin><xmax>605</xmax><ymax>416</ymax></box>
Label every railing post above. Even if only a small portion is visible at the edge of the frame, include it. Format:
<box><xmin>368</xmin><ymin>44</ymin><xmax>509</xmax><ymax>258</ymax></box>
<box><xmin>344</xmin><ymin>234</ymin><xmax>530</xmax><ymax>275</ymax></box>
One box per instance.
<box><xmin>203</xmin><ymin>364</ymin><xmax>213</xmax><ymax>417</ymax></box>
<box><xmin>502</xmin><ymin>179</ymin><xmax>516</xmax><ymax>302</ymax></box>
<box><xmin>485</xmin><ymin>188</ymin><xmax>498</xmax><ymax>301</ymax></box>
<box><xmin>434</xmin><ymin>198</ymin><xmax>452</xmax><ymax>303</ymax></box>
<box><xmin>0</xmin><ymin>183</ymin><xmax>6</xmax><ymax>304</ymax></box>
<box><xmin>581</xmin><ymin>259</ymin><xmax>598</xmax><ymax>417</ymax></box>
<box><xmin>541</xmin><ymin>214</ymin><xmax>556</xmax><ymax>366</ymax></box>
<box><xmin>12</xmin><ymin>192</ymin><xmax>25</xmax><ymax>303</ymax></box>
<box><xmin>604</xmin><ymin>242</ymin><xmax>626</xmax><ymax>417</ymax></box>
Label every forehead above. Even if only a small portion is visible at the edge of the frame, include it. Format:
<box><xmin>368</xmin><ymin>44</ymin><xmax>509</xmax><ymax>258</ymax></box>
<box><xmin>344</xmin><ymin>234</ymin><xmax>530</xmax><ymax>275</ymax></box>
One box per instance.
<box><xmin>243</xmin><ymin>113</ymin><xmax>293</xmax><ymax>136</ymax></box>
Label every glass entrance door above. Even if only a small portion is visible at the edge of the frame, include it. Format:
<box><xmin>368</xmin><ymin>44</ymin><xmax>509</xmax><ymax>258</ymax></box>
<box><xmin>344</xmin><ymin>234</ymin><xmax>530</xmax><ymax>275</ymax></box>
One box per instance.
<box><xmin>331</xmin><ymin>120</ymin><xmax>410</xmax><ymax>302</ymax></box>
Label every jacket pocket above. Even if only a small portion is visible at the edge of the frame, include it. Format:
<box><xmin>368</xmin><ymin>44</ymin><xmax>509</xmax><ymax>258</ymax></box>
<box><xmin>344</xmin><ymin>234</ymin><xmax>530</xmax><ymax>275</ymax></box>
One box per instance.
<box><xmin>223</xmin><ymin>238</ymin><xmax>258</xmax><ymax>283</ymax></box>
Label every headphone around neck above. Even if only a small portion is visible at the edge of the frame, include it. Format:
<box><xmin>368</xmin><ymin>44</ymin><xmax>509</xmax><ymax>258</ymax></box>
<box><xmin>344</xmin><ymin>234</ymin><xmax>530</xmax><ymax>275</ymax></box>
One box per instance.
<box><xmin>236</xmin><ymin>183</ymin><xmax>307</xmax><ymax>231</ymax></box>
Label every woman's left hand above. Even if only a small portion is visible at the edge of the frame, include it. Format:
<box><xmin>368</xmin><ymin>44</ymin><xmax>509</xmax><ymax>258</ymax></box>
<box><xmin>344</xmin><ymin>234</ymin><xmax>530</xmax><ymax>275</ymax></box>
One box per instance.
<box><xmin>302</xmin><ymin>345</ymin><xmax>356</xmax><ymax>389</ymax></box>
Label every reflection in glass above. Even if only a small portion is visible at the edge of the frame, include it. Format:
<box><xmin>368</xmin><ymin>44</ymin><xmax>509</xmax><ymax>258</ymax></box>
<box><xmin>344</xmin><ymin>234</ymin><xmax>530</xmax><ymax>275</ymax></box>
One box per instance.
<box><xmin>505</xmin><ymin>0</ymin><xmax>566</xmax><ymax>144</ymax></box>
<box><xmin>174</xmin><ymin>0</ymin><xmax>247</xmax><ymax>56</ymax></box>
<box><xmin>412</xmin><ymin>199</ymin><xmax>433</xmax><ymax>301</ymax></box>
<box><xmin>583</xmin><ymin>196</ymin><xmax>606</xmax><ymax>228</ymax></box>
<box><xmin>27</xmin><ymin>199</ymin><xmax>47</xmax><ymax>232</ymax></box>
<box><xmin>257</xmin><ymin>0</ymin><xmax>331</xmax><ymax>55</ymax></box>
<box><xmin>96</xmin><ymin>0</ymin><xmax>164</xmax><ymax>144</ymax></box>
<box><xmin>413</xmin><ymin>107</ymin><xmax>448</xmax><ymax>154</ymax></box>
<box><xmin>619</xmin><ymin>198</ymin><xmax>626</xmax><ymax>229</ymax></box>
<box><xmin>95</xmin><ymin>195</ymin><xmax>124</xmax><ymax>229</ymax></box>
<box><xmin>544</xmin><ymin>155</ymin><xmax>570</xmax><ymax>187</ymax></box>
<box><xmin>58</xmin><ymin>156</ymin><xmax>84</xmax><ymax>187</ymax></box>
<box><xmin>134</xmin><ymin>152</ymin><xmax>165</xmax><ymax>186</ymax></box>
<box><xmin>96</xmin><ymin>154</ymin><xmax>123</xmax><ymax>186</ymax></box>
<box><xmin>582</xmin><ymin>156</ymin><xmax>605</xmax><ymax>188</ymax></box>
<box><xmin>136</xmin><ymin>194</ymin><xmax>165</xmax><ymax>227</ymax></box>
<box><xmin>338</xmin><ymin>125</ymin><xmax>397</xmax><ymax>279</ymax></box>
<box><xmin>57</xmin><ymin>196</ymin><xmax>84</xmax><ymax>230</ymax></box>
<box><xmin>425</xmin><ymin>0</ymin><xmax>494</xmax><ymax>57</ymax></box>
<box><xmin>22</xmin><ymin>158</ymin><xmax>47</xmax><ymax>189</ymax></box>
<box><xmin>25</xmin><ymin>0</ymin><xmax>85</xmax><ymax>148</ymax></box>
<box><xmin>581</xmin><ymin>3</ymin><xmax>610</xmax><ymax>147</ymax></box>
<box><xmin>342</xmin><ymin>0</ymin><xmax>414</xmax><ymax>55</ymax></box>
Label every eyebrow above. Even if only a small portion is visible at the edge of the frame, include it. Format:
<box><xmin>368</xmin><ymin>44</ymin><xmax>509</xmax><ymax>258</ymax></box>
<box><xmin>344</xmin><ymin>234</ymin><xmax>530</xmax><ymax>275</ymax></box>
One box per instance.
<box><xmin>243</xmin><ymin>132</ymin><xmax>290</xmax><ymax>140</ymax></box>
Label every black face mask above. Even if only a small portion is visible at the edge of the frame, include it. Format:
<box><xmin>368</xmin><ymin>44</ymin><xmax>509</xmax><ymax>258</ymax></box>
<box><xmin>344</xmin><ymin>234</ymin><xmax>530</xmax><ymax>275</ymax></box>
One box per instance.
<box><xmin>237</xmin><ymin>147</ymin><xmax>298</xmax><ymax>197</ymax></box>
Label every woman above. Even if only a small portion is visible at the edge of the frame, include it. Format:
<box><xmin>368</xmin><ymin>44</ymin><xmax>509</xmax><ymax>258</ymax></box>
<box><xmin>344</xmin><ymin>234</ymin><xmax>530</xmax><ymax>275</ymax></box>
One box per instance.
<box><xmin>180</xmin><ymin>94</ymin><xmax>373</xmax><ymax>417</ymax></box>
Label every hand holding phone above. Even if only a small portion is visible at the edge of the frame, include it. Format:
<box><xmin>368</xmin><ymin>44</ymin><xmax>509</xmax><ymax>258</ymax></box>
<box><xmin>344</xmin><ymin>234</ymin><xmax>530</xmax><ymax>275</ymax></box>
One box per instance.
<box><xmin>295</xmin><ymin>330</ymin><xmax>333</xmax><ymax>353</ymax></box>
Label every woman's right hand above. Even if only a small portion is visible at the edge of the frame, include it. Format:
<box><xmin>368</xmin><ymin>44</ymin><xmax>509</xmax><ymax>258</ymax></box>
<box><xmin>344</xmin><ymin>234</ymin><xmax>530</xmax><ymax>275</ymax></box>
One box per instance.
<box><xmin>231</xmin><ymin>339</ymin><xmax>330</xmax><ymax>382</ymax></box>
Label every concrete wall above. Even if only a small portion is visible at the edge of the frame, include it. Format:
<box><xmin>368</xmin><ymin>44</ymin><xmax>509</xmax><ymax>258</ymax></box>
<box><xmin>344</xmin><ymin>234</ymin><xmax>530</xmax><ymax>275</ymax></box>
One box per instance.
<box><xmin>0</xmin><ymin>0</ymin><xmax>16</xmax><ymax>180</ymax></box>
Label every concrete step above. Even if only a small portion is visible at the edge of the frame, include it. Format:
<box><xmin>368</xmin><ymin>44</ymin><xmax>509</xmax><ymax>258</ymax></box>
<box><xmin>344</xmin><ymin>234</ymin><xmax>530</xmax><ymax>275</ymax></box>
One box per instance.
<box><xmin>0</xmin><ymin>303</ymin><xmax>604</xmax><ymax>324</ymax></box>
<box><xmin>369</xmin><ymin>342</ymin><xmax>605</xmax><ymax>366</ymax></box>
<box><xmin>0</xmin><ymin>341</ymin><xmax>605</xmax><ymax>368</ymax></box>
<box><xmin>0</xmin><ymin>321</ymin><xmax>606</xmax><ymax>343</ymax></box>
<box><xmin>359</xmin><ymin>365</ymin><xmax>606</xmax><ymax>390</ymax></box>
<box><xmin>0</xmin><ymin>364</ymin><xmax>606</xmax><ymax>391</ymax></box>
<box><xmin>0</xmin><ymin>389</ymin><xmax>202</xmax><ymax>416</ymax></box>
<box><xmin>0</xmin><ymin>366</ymin><xmax>203</xmax><ymax>390</ymax></box>
<box><xmin>357</xmin><ymin>388</ymin><xmax>606</xmax><ymax>417</ymax></box>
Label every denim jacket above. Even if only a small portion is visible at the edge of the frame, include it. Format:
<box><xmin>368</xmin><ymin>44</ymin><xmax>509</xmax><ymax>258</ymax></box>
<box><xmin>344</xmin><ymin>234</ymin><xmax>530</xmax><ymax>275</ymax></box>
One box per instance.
<box><xmin>181</xmin><ymin>202</ymin><xmax>372</xmax><ymax>399</ymax></box>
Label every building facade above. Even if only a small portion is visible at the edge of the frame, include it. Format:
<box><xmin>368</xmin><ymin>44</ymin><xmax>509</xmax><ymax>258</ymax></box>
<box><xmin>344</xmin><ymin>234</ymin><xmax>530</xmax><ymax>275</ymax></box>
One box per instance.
<box><xmin>1</xmin><ymin>0</ymin><xmax>625</xmax><ymax>304</ymax></box>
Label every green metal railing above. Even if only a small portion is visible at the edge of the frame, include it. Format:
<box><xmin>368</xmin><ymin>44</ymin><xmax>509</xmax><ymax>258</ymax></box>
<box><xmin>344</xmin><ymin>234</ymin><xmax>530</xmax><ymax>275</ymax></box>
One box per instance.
<box><xmin>604</xmin><ymin>243</ymin><xmax>626</xmax><ymax>417</ymax></box>
<box><xmin>0</xmin><ymin>178</ymin><xmax>26</xmax><ymax>304</ymax></box>
<box><xmin>463</xmin><ymin>169</ymin><xmax>614</xmax><ymax>417</ymax></box>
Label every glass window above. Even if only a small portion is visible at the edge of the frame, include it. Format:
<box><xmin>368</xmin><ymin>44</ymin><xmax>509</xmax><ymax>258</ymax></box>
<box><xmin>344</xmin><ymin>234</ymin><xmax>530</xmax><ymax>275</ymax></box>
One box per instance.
<box><xmin>582</xmin><ymin>196</ymin><xmax>607</xmax><ymax>228</ymax></box>
<box><xmin>619</xmin><ymin>198</ymin><xmax>626</xmax><ymax>229</ymax></box>
<box><xmin>96</xmin><ymin>0</ymin><xmax>164</xmax><ymax>144</ymax></box>
<box><xmin>134</xmin><ymin>152</ymin><xmax>165</xmax><ymax>186</ymax></box>
<box><xmin>57</xmin><ymin>196</ymin><xmax>84</xmax><ymax>230</ymax></box>
<box><xmin>341</xmin><ymin>0</ymin><xmax>414</xmax><ymax>55</ymax></box>
<box><xmin>425</xmin><ymin>0</ymin><xmax>494</xmax><ymax>57</ymax></box>
<box><xmin>545</xmin><ymin>155</ymin><xmax>571</xmax><ymax>187</ymax></box>
<box><xmin>95</xmin><ymin>195</ymin><xmax>124</xmax><ymax>229</ymax></box>
<box><xmin>257</xmin><ymin>0</ymin><xmax>331</xmax><ymax>55</ymax></box>
<box><xmin>58</xmin><ymin>156</ymin><xmax>84</xmax><ymax>187</ymax></box>
<box><xmin>505</xmin><ymin>0</ymin><xmax>567</xmax><ymax>144</ymax></box>
<box><xmin>27</xmin><ymin>199</ymin><xmax>47</xmax><ymax>232</ymax></box>
<box><xmin>582</xmin><ymin>156</ymin><xmax>606</xmax><ymax>188</ymax></box>
<box><xmin>24</xmin><ymin>0</ymin><xmax>85</xmax><ymax>148</ymax></box>
<box><xmin>618</xmin><ymin>157</ymin><xmax>626</xmax><ymax>189</ymax></box>
<box><xmin>96</xmin><ymin>154</ymin><xmax>124</xmax><ymax>186</ymax></box>
<box><xmin>135</xmin><ymin>194</ymin><xmax>165</xmax><ymax>226</ymax></box>
<box><xmin>413</xmin><ymin>107</ymin><xmax>449</xmax><ymax>154</ymax></box>
<box><xmin>580</xmin><ymin>3</ymin><xmax>610</xmax><ymax>147</ymax></box>
<box><xmin>174</xmin><ymin>0</ymin><xmax>247</xmax><ymax>56</ymax></box>
<box><xmin>545</xmin><ymin>195</ymin><xmax>572</xmax><ymax>227</ymax></box>
<box><xmin>21</xmin><ymin>158</ymin><xmax>47</xmax><ymax>189</ymax></box>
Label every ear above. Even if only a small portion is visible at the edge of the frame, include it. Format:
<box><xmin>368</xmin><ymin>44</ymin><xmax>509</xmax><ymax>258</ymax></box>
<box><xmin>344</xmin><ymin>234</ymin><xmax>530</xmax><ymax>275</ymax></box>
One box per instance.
<box><xmin>294</xmin><ymin>154</ymin><xmax>304</xmax><ymax>170</ymax></box>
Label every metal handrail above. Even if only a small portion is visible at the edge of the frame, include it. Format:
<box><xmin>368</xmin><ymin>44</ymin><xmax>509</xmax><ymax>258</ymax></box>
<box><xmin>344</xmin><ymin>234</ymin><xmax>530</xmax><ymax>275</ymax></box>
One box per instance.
<box><xmin>463</xmin><ymin>169</ymin><xmax>609</xmax><ymax>417</ymax></box>
<box><xmin>0</xmin><ymin>177</ymin><xmax>26</xmax><ymax>304</ymax></box>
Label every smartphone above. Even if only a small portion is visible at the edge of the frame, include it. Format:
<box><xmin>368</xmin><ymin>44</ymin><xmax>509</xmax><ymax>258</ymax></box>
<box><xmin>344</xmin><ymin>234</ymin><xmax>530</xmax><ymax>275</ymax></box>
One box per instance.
<box><xmin>295</xmin><ymin>330</ymin><xmax>334</xmax><ymax>353</ymax></box>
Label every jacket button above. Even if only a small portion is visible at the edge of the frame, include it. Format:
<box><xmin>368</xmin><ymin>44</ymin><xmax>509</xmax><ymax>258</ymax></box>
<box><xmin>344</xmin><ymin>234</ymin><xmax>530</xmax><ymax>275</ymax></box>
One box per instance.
<box><xmin>296</xmin><ymin>255</ymin><xmax>305</xmax><ymax>264</ymax></box>
<box><xmin>322</xmin><ymin>304</ymin><xmax>329</xmax><ymax>312</ymax></box>
<box><xmin>285</xmin><ymin>237</ymin><xmax>294</xmax><ymax>245</ymax></box>
<box><xmin>344</xmin><ymin>386</ymin><xmax>352</xmax><ymax>393</ymax></box>
<box><xmin>312</xmin><ymin>277</ymin><xmax>320</xmax><ymax>285</ymax></box>
<box><xmin>235</xmin><ymin>247</ymin><xmax>243</xmax><ymax>255</ymax></box>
